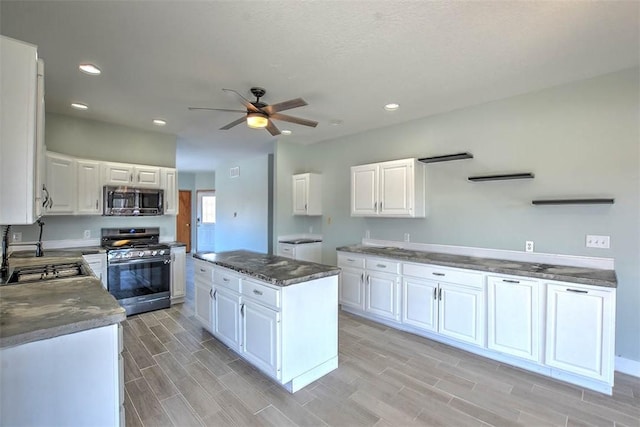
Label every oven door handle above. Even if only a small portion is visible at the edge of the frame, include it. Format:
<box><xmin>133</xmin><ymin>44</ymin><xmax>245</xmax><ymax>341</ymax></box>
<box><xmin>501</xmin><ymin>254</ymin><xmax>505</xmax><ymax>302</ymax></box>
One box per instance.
<box><xmin>108</xmin><ymin>257</ymin><xmax>170</xmax><ymax>266</ymax></box>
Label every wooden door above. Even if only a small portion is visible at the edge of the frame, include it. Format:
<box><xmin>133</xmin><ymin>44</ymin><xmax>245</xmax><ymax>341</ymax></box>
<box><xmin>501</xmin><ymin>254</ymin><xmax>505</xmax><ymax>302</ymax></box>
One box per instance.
<box><xmin>176</xmin><ymin>190</ymin><xmax>192</xmax><ymax>252</ymax></box>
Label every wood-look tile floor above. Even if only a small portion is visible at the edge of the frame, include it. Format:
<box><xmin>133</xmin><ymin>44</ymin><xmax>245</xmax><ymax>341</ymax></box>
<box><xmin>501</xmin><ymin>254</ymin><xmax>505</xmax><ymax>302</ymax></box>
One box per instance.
<box><xmin>123</xmin><ymin>256</ymin><xmax>639</xmax><ymax>427</ymax></box>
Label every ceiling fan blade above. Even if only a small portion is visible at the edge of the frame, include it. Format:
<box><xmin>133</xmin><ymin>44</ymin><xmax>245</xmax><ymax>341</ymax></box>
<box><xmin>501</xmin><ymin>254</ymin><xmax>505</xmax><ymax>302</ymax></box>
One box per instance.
<box><xmin>266</xmin><ymin>120</ymin><xmax>281</xmax><ymax>136</ymax></box>
<box><xmin>188</xmin><ymin>107</ymin><xmax>246</xmax><ymax>113</ymax></box>
<box><xmin>223</xmin><ymin>88</ymin><xmax>260</xmax><ymax>112</ymax></box>
<box><xmin>270</xmin><ymin>112</ymin><xmax>318</xmax><ymax>128</ymax></box>
<box><xmin>220</xmin><ymin>116</ymin><xmax>247</xmax><ymax>130</ymax></box>
<box><xmin>263</xmin><ymin>98</ymin><xmax>307</xmax><ymax>114</ymax></box>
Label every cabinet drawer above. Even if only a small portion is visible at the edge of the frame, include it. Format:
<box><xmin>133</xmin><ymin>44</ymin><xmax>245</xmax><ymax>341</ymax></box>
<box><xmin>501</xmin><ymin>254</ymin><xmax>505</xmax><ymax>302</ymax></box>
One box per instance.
<box><xmin>242</xmin><ymin>279</ymin><xmax>281</xmax><ymax>309</ymax></box>
<box><xmin>403</xmin><ymin>263</ymin><xmax>483</xmax><ymax>288</ymax></box>
<box><xmin>278</xmin><ymin>243</ymin><xmax>296</xmax><ymax>259</ymax></box>
<box><xmin>194</xmin><ymin>260</ymin><xmax>214</xmax><ymax>281</ymax></box>
<box><xmin>366</xmin><ymin>258</ymin><xmax>400</xmax><ymax>274</ymax></box>
<box><xmin>338</xmin><ymin>253</ymin><xmax>365</xmax><ymax>269</ymax></box>
<box><xmin>214</xmin><ymin>267</ymin><xmax>241</xmax><ymax>292</ymax></box>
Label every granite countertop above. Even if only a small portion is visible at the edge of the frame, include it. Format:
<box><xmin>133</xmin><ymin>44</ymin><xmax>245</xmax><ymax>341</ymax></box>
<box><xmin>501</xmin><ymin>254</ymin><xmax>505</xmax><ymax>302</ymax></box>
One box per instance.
<box><xmin>194</xmin><ymin>250</ymin><xmax>340</xmax><ymax>286</ymax></box>
<box><xmin>0</xmin><ymin>255</ymin><xmax>126</xmax><ymax>349</ymax></box>
<box><xmin>165</xmin><ymin>241</ymin><xmax>187</xmax><ymax>248</ymax></box>
<box><xmin>337</xmin><ymin>245</ymin><xmax>617</xmax><ymax>288</ymax></box>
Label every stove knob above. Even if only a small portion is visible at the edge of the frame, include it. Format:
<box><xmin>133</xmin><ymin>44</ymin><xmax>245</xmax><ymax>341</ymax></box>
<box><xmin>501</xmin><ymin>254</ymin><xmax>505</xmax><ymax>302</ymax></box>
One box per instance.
<box><xmin>124</xmin><ymin>253</ymin><xmax>131</xmax><ymax>258</ymax></box>
<box><xmin>139</xmin><ymin>252</ymin><xmax>145</xmax><ymax>257</ymax></box>
<box><xmin>152</xmin><ymin>250</ymin><xmax>157</xmax><ymax>256</ymax></box>
<box><xmin>159</xmin><ymin>250</ymin><xmax>165</xmax><ymax>255</ymax></box>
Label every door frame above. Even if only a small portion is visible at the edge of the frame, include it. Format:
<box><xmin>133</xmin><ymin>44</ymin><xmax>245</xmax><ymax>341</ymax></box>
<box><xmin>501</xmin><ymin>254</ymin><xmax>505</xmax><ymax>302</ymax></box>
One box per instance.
<box><xmin>176</xmin><ymin>190</ymin><xmax>192</xmax><ymax>253</ymax></box>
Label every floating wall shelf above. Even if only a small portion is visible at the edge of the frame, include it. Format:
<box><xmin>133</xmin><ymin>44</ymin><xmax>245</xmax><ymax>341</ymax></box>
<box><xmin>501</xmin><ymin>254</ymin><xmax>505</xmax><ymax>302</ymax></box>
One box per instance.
<box><xmin>418</xmin><ymin>152</ymin><xmax>473</xmax><ymax>164</ymax></box>
<box><xmin>468</xmin><ymin>173</ymin><xmax>534</xmax><ymax>182</ymax></box>
<box><xmin>532</xmin><ymin>198</ymin><xmax>615</xmax><ymax>206</ymax></box>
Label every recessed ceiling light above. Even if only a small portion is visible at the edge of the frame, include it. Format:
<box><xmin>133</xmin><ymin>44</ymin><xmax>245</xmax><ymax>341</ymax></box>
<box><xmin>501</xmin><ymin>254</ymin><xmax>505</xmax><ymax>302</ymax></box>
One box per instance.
<box><xmin>281</xmin><ymin>130</ymin><xmax>292</xmax><ymax>135</ymax></box>
<box><xmin>384</xmin><ymin>103</ymin><xmax>399</xmax><ymax>111</ymax></box>
<box><xmin>153</xmin><ymin>119</ymin><xmax>167</xmax><ymax>126</ymax></box>
<box><xmin>79</xmin><ymin>63</ymin><xmax>101</xmax><ymax>75</ymax></box>
<box><xmin>71</xmin><ymin>103</ymin><xmax>88</xmax><ymax>110</ymax></box>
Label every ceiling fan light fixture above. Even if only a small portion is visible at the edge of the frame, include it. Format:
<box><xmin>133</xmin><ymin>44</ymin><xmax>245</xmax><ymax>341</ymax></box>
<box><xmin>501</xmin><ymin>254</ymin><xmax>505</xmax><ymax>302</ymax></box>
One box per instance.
<box><xmin>246</xmin><ymin>112</ymin><xmax>269</xmax><ymax>129</ymax></box>
<box><xmin>79</xmin><ymin>63</ymin><xmax>101</xmax><ymax>75</ymax></box>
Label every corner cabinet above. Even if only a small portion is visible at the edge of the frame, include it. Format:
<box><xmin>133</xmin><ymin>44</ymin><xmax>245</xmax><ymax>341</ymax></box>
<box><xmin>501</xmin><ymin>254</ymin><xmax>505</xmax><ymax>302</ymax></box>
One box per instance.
<box><xmin>0</xmin><ymin>36</ymin><xmax>45</xmax><ymax>225</ymax></box>
<box><xmin>162</xmin><ymin>168</ymin><xmax>178</xmax><ymax>215</ymax></box>
<box><xmin>545</xmin><ymin>283</ymin><xmax>615</xmax><ymax>384</ymax></box>
<box><xmin>351</xmin><ymin>158</ymin><xmax>426</xmax><ymax>218</ymax></box>
<box><xmin>292</xmin><ymin>173</ymin><xmax>322</xmax><ymax>215</ymax></box>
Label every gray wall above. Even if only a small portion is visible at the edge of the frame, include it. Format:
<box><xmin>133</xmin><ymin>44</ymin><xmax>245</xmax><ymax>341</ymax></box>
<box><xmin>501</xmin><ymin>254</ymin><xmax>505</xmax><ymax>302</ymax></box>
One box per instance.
<box><xmin>12</xmin><ymin>113</ymin><xmax>178</xmax><ymax>241</ymax></box>
<box><xmin>274</xmin><ymin>68</ymin><xmax>640</xmax><ymax>363</ymax></box>
<box><xmin>215</xmin><ymin>154</ymin><xmax>272</xmax><ymax>253</ymax></box>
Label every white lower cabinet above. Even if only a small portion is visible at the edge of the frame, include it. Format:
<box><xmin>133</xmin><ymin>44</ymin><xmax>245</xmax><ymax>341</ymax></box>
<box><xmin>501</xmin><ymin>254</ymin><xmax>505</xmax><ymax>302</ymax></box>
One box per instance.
<box><xmin>193</xmin><ymin>260</ymin><xmax>213</xmax><ymax>330</ymax></box>
<box><xmin>337</xmin><ymin>254</ymin><xmax>365</xmax><ymax>310</ymax></box>
<box><xmin>83</xmin><ymin>253</ymin><xmax>107</xmax><ymax>288</ymax></box>
<box><xmin>487</xmin><ymin>275</ymin><xmax>541</xmax><ymax>362</ymax></box>
<box><xmin>196</xmin><ymin>261</ymin><xmax>339</xmax><ymax>392</ymax></box>
<box><xmin>402</xmin><ymin>263</ymin><xmax>484</xmax><ymax>347</ymax></box>
<box><xmin>213</xmin><ymin>286</ymin><xmax>241</xmax><ymax>350</ymax></box>
<box><xmin>170</xmin><ymin>246</ymin><xmax>186</xmax><ymax>303</ymax></box>
<box><xmin>365</xmin><ymin>270</ymin><xmax>400</xmax><ymax>321</ymax></box>
<box><xmin>545</xmin><ymin>283</ymin><xmax>615</xmax><ymax>383</ymax></box>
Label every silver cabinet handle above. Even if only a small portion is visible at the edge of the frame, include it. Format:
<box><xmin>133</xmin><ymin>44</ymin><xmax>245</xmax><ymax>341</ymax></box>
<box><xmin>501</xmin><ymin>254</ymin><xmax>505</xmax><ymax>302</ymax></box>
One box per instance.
<box><xmin>223</xmin><ymin>277</ymin><xmax>229</xmax><ymax>282</ymax></box>
<box><xmin>240</xmin><ymin>303</ymin><xmax>245</xmax><ymax>316</ymax></box>
<box><xmin>432</xmin><ymin>272</ymin><xmax>445</xmax><ymax>277</ymax></box>
<box><xmin>130</xmin><ymin>173</ymin><xmax>133</xmax><ymax>182</ymax></box>
<box><xmin>360</xmin><ymin>273</ymin><xmax>364</xmax><ymax>283</ymax></box>
<box><xmin>567</xmin><ymin>288</ymin><xmax>588</xmax><ymax>294</ymax></box>
<box><xmin>347</xmin><ymin>258</ymin><xmax>355</xmax><ymax>262</ymax></box>
<box><xmin>438</xmin><ymin>288</ymin><xmax>442</xmax><ymax>300</ymax></box>
<box><xmin>212</xmin><ymin>290</ymin><xmax>217</xmax><ymax>300</ymax></box>
<box><xmin>253</xmin><ymin>289</ymin><xmax>263</xmax><ymax>296</ymax></box>
<box><xmin>376</xmin><ymin>264</ymin><xmax>387</xmax><ymax>268</ymax></box>
<box><xmin>209</xmin><ymin>289</ymin><xmax>213</xmax><ymax>299</ymax></box>
<box><xmin>374</xmin><ymin>202</ymin><xmax>377</xmax><ymax>211</ymax></box>
<box><xmin>200</xmin><ymin>268</ymin><xmax>206</xmax><ymax>272</ymax></box>
<box><xmin>367</xmin><ymin>275</ymin><xmax>370</xmax><ymax>285</ymax></box>
<box><xmin>433</xmin><ymin>287</ymin><xmax>437</xmax><ymax>300</ymax></box>
<box><xmin>95</xmin><ymin>200</ymin><xmax>99</xmax><ymax>210</ymax></box>
<box><xmin>503</xmin><ymin>279</ymin><xmax>520</xmax><ymax>284</ymax></box>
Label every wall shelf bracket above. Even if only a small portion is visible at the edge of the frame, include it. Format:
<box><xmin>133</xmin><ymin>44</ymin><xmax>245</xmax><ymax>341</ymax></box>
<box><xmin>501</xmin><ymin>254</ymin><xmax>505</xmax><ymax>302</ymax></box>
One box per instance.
<box><xmin>468</xmin><ymin>172</ymin><xmax>534</xmax><ymax>182</ymax></box>
<box><xmin>418</xmin><ymin>152</ymin><xmax>473</xmax><ymax>164</ymax></box>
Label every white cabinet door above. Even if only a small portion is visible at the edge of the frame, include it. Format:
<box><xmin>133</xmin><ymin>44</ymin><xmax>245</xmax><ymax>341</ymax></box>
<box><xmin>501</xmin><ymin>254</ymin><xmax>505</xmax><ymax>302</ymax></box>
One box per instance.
<box><xmin>76</xmin><ymin>159</ymin><xmax>102</xmax><ymax>214</ymax></box>
<box><xmin>487</xmin><ymin>276</ymin><xmax>541</xmax><ymax>362</ymax></box>
<box><xmin>339</xmin><ymin>268</ymin><xmax>364</xmax><ymax>310</ymax></box>
<box><xmin>170</xmin><ymin>246</ymin><xmax>186</xmax><ymax>303</ymax></box>
<box><xmin>379</xmin><ymin>159</ymin><xmax>413</xmax><ymax>216</ymax></box>
<box><xmin>214</xmin><ymin>287</ymin><xmax>241</xmax><ymax>351</ymax></box>
<box><xmin>438</xmin><ymin>283</ymin><xmax>484</xmax><ymax>346</ymax></box>
<box><xmin>103</xmin><ymin>163</ymin><xmax>134</xmax><ymax>186</ymax></box>
<box><xmin>545</xmin><ymin>284</ymin><xmax>614</xmax><ymax>382</ymax></box>
<box><xmin>241</xmin><ymin>301</ymin><xmax>280</xmax><ymax>378</ymax></box>
<box><xmin>45</xmin><ymin>152</ymin><xmax>76</xmax><ymax>214</ymax></box>
<box><xmin>162</xmin><ymin>168</ymin><xmax>178</xmax><ymax>215</ymax></box>
<box><xmin>365</xmin><ymin>271</ymin><xmax>400</xmax><ymax>321</ymax></box>
<box><xmin>134</xmin><ymin>166</ymin><xmax>161</xmax><ymax>187</ymax></box>
<box><xmin>292</xmin><ymin>173</ymin><xmax>322</xmax><ymax>215</ymax></box>
<box><xmin>351</xmin><ymin>164</ymin><xmax>378</xmax><ymax>216</ymax></box>
<box><xmin>0</xmin><ymin>37</ymin><xmax>43</xmax><ymax>225</ymax></box>
<box><xmin>402</xmin><ymin>277</ymin><xmax>438</xmax><ymax>332</ymax></box>
<box><xmin>194</xmin><ymin>277</ymin><xmax>212</xmax><ymax>329</ymax></box>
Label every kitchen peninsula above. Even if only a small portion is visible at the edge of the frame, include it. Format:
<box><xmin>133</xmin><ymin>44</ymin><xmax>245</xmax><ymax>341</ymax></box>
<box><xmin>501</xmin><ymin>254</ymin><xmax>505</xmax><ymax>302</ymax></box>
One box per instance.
<box><xmin>194</xmin><ymin>250</ymin><xmax>340</xmax><ymax>393</ymax></box>
<box><xmin>0</xmin><ymin>252</ymin><xmax>126</xmax><ymax>426</ymax></box>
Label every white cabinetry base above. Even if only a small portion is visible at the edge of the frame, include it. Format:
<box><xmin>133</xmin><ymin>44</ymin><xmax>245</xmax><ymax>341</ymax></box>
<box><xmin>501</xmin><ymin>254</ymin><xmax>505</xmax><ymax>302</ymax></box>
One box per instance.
<box><xmin>340</xmin><ymin>305</ymin><xmax>613</xmax><ymax>395</ymax></box>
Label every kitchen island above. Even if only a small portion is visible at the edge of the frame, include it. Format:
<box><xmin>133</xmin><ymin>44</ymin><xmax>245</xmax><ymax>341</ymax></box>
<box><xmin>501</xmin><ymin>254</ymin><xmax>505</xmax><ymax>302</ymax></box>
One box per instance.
<box><xmin>0</xmin><ymin>252</ymin><xmax>126</xmax><ymax>426</ymax></box>
<box><xmin>194</xmin><ymin>250</ymin><xmax>340</xmax><ymax>393</ymax></box>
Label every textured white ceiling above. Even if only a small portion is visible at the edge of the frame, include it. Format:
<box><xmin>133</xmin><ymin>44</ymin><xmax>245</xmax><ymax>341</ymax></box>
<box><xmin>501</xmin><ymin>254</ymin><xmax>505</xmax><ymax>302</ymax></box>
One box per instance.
<box><xmin>1</xmin><ymin>1</ymin><xmax>638</xmax><ymax>172</ymax></box>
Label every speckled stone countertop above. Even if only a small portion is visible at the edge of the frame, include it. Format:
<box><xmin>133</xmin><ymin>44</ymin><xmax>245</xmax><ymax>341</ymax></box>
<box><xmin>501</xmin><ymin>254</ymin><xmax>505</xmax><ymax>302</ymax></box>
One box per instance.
<box><xmin>0</xmin><ymin>254</ymin><xmax>126</xmax><ymax>349</ymax></box>
<box><xmin>194</xmin><ymin>250</ymin><xmax>340</xmax><ymax>286</ymax></box>
<box><xmin>337</xmin><ymin>245</ymin><xmax>617</xmax><ymax>288</ymax></box>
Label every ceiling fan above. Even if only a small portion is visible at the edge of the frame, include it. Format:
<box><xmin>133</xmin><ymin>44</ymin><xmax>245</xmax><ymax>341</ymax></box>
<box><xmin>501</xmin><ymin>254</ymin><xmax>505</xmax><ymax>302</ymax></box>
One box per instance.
<box><xmin>188</xmin><ymin>87</ymin><xmax>318</xmax><ymax>136</ymax></box>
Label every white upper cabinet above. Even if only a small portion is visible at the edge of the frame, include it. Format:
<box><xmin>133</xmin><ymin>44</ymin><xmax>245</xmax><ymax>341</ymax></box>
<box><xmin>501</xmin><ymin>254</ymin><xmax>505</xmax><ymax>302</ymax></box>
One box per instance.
<box><xmin>103</xmin><ymin>162</ymin><xmax>160</xmax><ymax>187</ymax></box>
<box><xmin>76</xmin><ymin>159</ymin><xmax>102</xmax><ymax>215</ymax></box>
<box><xmin>351</xmin><ymin>158</ymin><xmax>425</xmax><ymax>218</ymax></box>
<box><xmin>44</xmin><ymin>152</ymin><xmax>76</xmax><ymax>214</ymax></box>
<box><xmin>0</xmin><ymin>36</ymin><xmax>45</xmax><ymax>224</ymax></box>
<box><xmin>292</xmin><ymin>173</ymin><xmax>322</xmax><ymax>215</ymax></box>
<box><xmin>162</xmin><ymin>168</ymin><xmax>178</xmax><ymax>215</ymax></box>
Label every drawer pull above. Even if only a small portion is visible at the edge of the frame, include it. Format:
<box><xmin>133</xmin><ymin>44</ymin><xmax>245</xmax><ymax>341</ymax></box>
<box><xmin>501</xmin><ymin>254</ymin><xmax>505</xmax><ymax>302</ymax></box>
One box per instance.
<box><xmin>223</xmin><ymin>277</ymin><xmax>229</xmax><ymax>282</ymax></box>
<box><xmin>347</xmin><ymin>258</ymin><xmax>356</xmax><ymax>262</ymax></box>
<box><xmin>253</xmin><ymin>289</ymin><xmax>263</xmax><ymax>296</ymax></box>
<box><xmin>566</xmin><ymin>288</ymin><xmax>588</xmax><ymax>294</ymax></box>
<box><xmin>376</xmin><ymin>264</ymin><xmax>387</xmax><ymax>268</ymax></box>
<box><xmin>503</xmin><ymin>279</ymin><xmax>520</xmax><ymax>284</ymax></box>
<box><xmin>200</xmin><ymin>268</ymin><xmax>206</xmax><ymax>272</ymax></box>
<box><xmin>432</xmin><ymin>272</ymin><xmax>445</xmax><ymax>277</ymax></box>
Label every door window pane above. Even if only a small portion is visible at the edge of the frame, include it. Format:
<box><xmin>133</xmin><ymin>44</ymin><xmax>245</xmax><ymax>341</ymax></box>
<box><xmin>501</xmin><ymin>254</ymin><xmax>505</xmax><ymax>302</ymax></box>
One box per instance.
<box><xmin>202</xmin><ymin>195</ymin><xmax>216</xmax><ymax>224</ymax></box>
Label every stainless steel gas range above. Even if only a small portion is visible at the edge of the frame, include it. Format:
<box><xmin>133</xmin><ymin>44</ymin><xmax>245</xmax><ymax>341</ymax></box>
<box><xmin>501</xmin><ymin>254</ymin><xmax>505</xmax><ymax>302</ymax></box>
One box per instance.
<box><xmin>101</xmin><ymin>227</ymin><xmax>171</xmax><ymax>316</ymax></box>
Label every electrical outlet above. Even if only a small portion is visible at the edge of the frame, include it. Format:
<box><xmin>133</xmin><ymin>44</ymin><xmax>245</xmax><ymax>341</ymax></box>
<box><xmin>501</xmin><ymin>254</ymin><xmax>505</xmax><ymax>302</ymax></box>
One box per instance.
<box><xmin>11</xmin><ymin>232</ymin><xmax>22</xmax><ymax>243</ymax></box>
<box><xmin>525</xmin><ymin>241</ymin><xmax>534</xmax><ymax>252</ymax></box>
<box><xmin>404</xmin><ymin>233</ymin><xmax>410</xmax><ymax>242</ymax></box>
<box><xmin>83</xmin><ymin>230</ymin><xmax>91</xmax><ymax>239</ymax></box>
<box><xmin>586</xmin><ymin>235</ymin><xmax>610</xmax><ymax>249</ymax></box>
<box><xmin>365</xmin><ymin>230</ymin><xmax>370</xmax><ymax>239</ymax></box>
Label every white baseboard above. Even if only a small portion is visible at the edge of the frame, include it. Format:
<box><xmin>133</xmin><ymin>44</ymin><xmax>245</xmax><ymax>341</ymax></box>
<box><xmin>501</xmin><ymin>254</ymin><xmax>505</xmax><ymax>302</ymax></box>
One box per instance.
<box><xmin>615</xmin><ymin>356</ymin><xmax>640</xmax><ymax>377</ymax></box>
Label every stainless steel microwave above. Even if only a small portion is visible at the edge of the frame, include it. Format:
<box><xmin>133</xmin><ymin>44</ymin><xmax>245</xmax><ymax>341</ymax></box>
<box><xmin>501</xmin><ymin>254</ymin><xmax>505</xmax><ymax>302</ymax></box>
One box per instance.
<box><xmin>103</xmin><ymin>186</ymin><xmax>164</xmax><ymax>216</ymax></box>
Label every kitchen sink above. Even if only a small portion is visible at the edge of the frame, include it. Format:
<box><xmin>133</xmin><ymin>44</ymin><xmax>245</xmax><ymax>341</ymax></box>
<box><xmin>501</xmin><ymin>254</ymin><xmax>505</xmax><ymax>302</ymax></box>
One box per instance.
<box><xmin>6</xmin><ymin>262</ymin><xmax>90</xmax><ymax>284</ymax></box>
